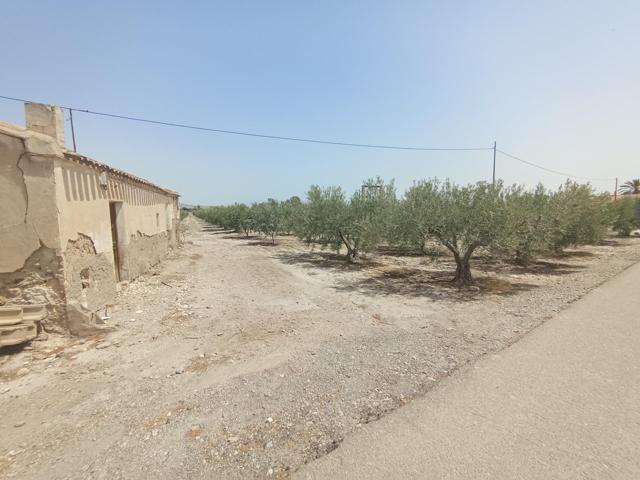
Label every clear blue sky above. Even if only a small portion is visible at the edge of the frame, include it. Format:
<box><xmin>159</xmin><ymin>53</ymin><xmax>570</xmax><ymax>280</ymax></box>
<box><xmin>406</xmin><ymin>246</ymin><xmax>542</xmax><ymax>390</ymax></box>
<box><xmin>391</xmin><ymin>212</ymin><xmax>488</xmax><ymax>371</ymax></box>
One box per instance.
<box><xmin>1</xmin><ymin>1</ymin><xmax>638</xmax><ymax>204</ymax></box>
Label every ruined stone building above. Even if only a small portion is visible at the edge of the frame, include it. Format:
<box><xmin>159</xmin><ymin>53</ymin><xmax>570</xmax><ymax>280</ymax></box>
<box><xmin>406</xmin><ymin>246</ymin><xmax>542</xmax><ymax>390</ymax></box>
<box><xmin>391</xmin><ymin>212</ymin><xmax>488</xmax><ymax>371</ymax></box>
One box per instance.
<box><xmin>1</xmin><ymin>102</ymin><xmax>180</xmax><ymax>342</ymax></box>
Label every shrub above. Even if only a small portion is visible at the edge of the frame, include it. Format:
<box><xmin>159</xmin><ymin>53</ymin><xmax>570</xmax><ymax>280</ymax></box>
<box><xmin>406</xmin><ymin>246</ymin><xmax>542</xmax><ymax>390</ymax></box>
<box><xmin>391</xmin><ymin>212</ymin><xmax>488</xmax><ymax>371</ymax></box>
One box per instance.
<box><xmin>609</xmin><ymin>197</ymin><xmax>639</xmax><ymax>236</ymax></box>
<box><xmin>296</xmin><ymin>179</ymin><xmax>396</xmax><ymax>262</ymax></box>
<box><xmin>548</xmin><ymin>181</ymin><xmax>609</xmax><ymax>251</ymax></box>
<box><xmin>501</xmin><ymin>184</ymin><xmax>554</xmax><ymax>265</ymax></box>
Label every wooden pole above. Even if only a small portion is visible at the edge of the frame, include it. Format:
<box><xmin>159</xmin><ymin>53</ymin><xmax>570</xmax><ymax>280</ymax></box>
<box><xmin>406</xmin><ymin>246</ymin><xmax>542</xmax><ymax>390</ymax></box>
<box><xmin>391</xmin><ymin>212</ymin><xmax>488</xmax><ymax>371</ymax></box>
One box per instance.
<box><xmin>492</xmin><ymin>141</ymin><xmax>497</xmax><ymax>185</ymax></box>
<box><xmin>69</xmin><ymin>108</ymin><xmax>77</xmax><ymax>152</ymax></box>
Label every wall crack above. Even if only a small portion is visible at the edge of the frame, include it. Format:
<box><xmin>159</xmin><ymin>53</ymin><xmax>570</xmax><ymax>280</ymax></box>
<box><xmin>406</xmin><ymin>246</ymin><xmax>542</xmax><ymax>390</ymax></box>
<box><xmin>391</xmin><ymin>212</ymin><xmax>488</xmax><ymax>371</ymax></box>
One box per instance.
<box><xmin>16</xmin><ymin>139</ymin><xmax>30</xmax><ymax>225</ymax></box>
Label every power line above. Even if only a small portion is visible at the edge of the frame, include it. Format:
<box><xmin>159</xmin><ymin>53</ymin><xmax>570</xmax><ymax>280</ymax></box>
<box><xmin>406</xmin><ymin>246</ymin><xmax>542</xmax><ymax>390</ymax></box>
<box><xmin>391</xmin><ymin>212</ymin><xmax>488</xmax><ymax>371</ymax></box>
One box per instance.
<box><xmin>0</xmin><ymin>94</ymin><xmax>491</xmax><ymax>152</ymax></box>
<box><xmin>496</xmin><ymin>148</ymin><xmax>615</xmax><ymax>182</ymax></box>
<box><xmin>0</xmin><ymin>94</ymin><xmax>618</xmax><ymax>183</ymax></box>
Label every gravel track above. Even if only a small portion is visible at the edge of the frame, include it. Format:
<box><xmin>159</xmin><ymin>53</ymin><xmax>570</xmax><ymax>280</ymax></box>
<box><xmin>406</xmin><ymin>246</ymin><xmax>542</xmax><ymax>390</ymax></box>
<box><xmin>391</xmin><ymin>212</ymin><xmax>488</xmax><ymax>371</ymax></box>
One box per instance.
<box><xmin>1</xmin><ymin>216</ymin><xmax>639</xmax><ymax>479</ymax></box>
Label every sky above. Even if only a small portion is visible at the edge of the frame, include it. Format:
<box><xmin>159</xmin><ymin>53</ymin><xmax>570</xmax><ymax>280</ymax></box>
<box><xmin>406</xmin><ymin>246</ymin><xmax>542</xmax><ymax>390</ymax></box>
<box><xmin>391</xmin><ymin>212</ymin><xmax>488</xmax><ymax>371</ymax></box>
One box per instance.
<box><xmin>1</xmin><ymin>1</ymin><xmax>638</xmax><ymax>205</ymax></box>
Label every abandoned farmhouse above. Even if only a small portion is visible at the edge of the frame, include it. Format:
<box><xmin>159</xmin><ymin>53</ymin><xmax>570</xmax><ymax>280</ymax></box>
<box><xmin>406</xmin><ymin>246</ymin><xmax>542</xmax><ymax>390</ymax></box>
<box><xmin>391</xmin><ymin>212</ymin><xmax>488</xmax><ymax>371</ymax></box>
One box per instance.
<box><xmin>0</xmin><ymin>102</ymin><xmax>180</xmax><ymax>343</ymax></box>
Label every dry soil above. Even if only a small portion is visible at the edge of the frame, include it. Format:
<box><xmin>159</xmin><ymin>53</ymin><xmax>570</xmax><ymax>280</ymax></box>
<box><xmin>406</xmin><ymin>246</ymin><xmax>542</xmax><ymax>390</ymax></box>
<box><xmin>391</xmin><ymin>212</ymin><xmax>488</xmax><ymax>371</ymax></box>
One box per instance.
<box><xmin>1</xmin><ymin>216</ymin><xmax>639</xmax><ymax>479</ymax></box>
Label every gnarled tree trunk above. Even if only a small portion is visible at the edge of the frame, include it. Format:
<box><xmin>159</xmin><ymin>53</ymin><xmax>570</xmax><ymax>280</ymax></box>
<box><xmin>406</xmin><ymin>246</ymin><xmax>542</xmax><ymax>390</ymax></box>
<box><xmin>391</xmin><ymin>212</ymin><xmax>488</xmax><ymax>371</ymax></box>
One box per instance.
<box><xmin>338</xmin><ymin>229</ymin><xmax>359</xmax><ymax>263</ymax></box>
<box><xmin>448</xmin><ymin>244</ymin><xmax>477</xmax><ymax>287</ymax></box>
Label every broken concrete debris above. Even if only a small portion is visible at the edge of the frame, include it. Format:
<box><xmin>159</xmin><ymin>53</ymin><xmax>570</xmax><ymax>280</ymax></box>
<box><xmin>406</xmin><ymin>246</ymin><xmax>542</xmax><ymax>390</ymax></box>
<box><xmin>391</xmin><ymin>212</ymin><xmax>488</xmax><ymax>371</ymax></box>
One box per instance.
<box><xmin>0</xmin><ymin>304</ymin><xmax>45</xmax><ymax>347</ymax></box>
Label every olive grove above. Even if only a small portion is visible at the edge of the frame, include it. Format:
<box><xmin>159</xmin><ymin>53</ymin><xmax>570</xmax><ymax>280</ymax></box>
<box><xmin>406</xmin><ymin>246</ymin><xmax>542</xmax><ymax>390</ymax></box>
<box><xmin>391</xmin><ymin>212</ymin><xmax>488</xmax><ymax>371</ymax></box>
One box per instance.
<box><xmin>195</xmin><ymin>178</ymin><xmax>621</xmax><ymax>286</ymax></box>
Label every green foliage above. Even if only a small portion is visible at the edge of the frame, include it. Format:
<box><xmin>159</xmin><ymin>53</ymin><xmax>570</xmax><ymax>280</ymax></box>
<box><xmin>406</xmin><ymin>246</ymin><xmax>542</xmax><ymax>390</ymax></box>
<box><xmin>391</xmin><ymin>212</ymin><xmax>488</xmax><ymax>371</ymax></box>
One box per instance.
<box><xmin>195</xmin><ymin>177</ymin><xmax>614</xmax><ymax>286</ymax></box>
<box><xmin>193</xmin><ymin>203</ymin><xmax>252</xmax><ymax>234</ymax></box>
<box><xmin>280</xmin><ymin>196</ymin><xmax>304</xmax><ymax>235</ymax></box>
<box><xmin>618</xmin><ymin>179</ymin><xmax>640</xmax><ymax>195</ymax></box>
<box><xmin>609</xmin><ymin>197</ymin><xmax>639</xmax><ymax>236</ymax></box>
<box><xmin>547</xmin><ymin>181</ymin><xmax>609</xmax><ymax>251</ymax></box>
<box><xmin>396</xmin><ymin>180</ymin><xmax>507</xmax><ymax>285</ymax></box>
<box><xmin>250</xmin><ymin>199</ymin><xmax>282</xmax><ymax>243</ymax></box>
<box><xmin>296</xmin><ymin>178</ymin><xmax>396</xmax><ymax>262</ymax></box>
<box><xmin>391</xmin><ymin>180</ymin><xmax>439</xmax><ymax>254</ymax></box>
<box><xmin>500</xmin><ymin>184</ymin><xmax>554</xmax><ymax>265</ymax></box>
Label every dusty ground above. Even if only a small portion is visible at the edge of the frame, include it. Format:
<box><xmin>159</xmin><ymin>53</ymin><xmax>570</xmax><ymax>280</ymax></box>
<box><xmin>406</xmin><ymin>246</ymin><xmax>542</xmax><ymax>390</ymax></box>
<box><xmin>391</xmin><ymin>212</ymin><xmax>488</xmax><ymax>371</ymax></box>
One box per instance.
<box><xmin>1</xmin><ymin>216</ymin><xmax>639</xmax><ymax>479</ymax></box>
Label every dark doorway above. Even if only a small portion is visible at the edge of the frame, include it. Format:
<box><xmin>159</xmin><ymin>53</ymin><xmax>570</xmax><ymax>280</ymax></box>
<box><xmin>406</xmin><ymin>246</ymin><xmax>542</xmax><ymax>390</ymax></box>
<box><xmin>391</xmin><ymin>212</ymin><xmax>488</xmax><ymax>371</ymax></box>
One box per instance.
<box><xmin>109</xmin><ymin>202</ymin><xmax>122</xmax><ymax>281</ymax></box>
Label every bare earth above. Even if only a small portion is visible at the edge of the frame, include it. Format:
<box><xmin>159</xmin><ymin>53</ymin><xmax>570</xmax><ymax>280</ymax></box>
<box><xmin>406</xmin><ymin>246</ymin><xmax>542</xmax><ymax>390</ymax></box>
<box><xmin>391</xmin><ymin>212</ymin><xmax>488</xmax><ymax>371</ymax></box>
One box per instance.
<box><xmin>1</xmin><ymin>216</ymin><xmax>639</xmax><ymax>479</ymax></box>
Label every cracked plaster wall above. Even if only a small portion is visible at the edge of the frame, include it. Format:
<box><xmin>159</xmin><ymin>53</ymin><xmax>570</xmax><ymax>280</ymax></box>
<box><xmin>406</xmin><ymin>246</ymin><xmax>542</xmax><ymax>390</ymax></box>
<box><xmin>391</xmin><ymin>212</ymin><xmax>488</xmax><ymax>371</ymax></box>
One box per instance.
<box><xmin>0</xmin><ymin>124</ymin><xmax>67</xmax><ymax>331</ymax></box>
<box><xmin>1</xmin><ymin>111</ymin><xmax>180</xmax><ymax>335</ymax></box>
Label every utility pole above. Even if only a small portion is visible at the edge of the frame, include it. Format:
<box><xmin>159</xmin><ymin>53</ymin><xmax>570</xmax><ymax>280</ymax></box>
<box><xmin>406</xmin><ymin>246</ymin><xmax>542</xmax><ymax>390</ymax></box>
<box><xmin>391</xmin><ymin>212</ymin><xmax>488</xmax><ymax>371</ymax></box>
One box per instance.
<box><xmin>614</xmin><ymin>177</ymin><xmax>618</xmax><ymax>200</ymax></box>
<box><xmin>69</xmin><ymin>108</ymin><xmax>77</xmax><ymax>152</ymax></box>
<box><xmin>492</xmin><ymin>141</ymin><xmax>497</xmax><ymax>185</ymax></box>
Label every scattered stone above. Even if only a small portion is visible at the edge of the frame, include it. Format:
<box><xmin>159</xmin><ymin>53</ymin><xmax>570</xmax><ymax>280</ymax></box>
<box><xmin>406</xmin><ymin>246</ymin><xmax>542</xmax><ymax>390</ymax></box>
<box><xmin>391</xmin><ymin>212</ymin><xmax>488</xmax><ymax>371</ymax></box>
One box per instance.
<box><xmin>16</xmin><ymin>368</ymin><xmax>30</xmax><ymax>377</ymax></box>
<box><xmin>216</xmin><ymin>332</ymin><xmax>224</xmax><ymax>336</ymax></box>
<box><xmin>96</xmin><ymin>342</ymin><xmax>111</xmax><ymax>350</ymax></box>
<box><xmin>14</xmin><ymin>421</ymin><xmax>26</xmax><ymax>428</ymax></box>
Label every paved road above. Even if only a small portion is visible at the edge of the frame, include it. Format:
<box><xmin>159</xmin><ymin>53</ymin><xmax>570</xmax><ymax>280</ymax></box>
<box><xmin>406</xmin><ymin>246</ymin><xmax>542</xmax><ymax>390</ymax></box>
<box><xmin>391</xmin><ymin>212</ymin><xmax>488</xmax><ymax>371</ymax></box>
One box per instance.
<box><xmin>296</xmin><ymin>262</ymin><xmax>640</xmax><ymax>480</ymax></box>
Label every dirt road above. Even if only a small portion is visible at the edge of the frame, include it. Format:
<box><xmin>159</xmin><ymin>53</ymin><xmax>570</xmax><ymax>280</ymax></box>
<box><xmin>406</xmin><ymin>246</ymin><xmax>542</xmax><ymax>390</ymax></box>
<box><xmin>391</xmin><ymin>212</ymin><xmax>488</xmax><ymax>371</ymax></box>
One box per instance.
<box><xmin>297</xmin><ymin>260</ymin><xmax>640</xmax><ymax>480</ymax></box>
<box><xmin>1</xmin><ymin>216</ymin><xmax>639</xmax><ymax>479</ymax></box>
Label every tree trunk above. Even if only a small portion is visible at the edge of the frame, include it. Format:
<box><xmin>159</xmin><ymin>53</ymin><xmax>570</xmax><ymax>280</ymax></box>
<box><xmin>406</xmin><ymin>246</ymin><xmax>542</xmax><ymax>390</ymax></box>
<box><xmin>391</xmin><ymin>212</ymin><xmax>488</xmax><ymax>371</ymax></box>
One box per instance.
<box><xmin>338</xmin><ymin>229</ymin><xmax>358</xmax><ymax>263</ymax></box>
<box><xmin>451</xmin><ymin>246</ymin><xmax>476</xmax><ymax>286</ymax></box>
<box><xmin>514</xmin><ymin>248</ymin><xmax>530</xmax><ymax>266</ymax></box>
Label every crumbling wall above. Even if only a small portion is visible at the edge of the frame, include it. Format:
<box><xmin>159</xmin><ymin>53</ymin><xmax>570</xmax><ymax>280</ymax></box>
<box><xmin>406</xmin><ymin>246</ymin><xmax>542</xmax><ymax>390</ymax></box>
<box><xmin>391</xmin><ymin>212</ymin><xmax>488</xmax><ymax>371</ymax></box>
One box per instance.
<box><xmin>0</xmin><ymin>124</ymin><xmax>68</xmax><ymax>331</ymax></box>
<box><xmin>62</xmin><ymin>234</ymin><xmax>117</xmax><ymax>335</ymax></box>
<box><xmin>119</xmin><ymin>230</ymin><xmax>170</xmax><ymax>280</ymax></box>
<box><xmin>0</xmin><ymin>245</ymin><xmax>67</xmax><ymax>334</ymax></box>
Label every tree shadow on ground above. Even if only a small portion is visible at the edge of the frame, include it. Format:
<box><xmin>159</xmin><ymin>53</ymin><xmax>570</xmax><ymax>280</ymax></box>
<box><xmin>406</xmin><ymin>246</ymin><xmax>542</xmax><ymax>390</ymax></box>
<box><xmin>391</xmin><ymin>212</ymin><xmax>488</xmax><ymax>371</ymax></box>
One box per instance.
<box><xmin>274</xmin><ymin>251</ymin><xmax>383</xmax><ymax>272</ymax></box>
<box><xmin>550</xmin><ymin>250</ymin><xmax>596</xmax><ymax>259</ymax></box>
<box><xmin>221</xmin><ymin>234</ymin><xmax>258</xmax><ymax>240</ymax></box>
<box><xmin>202</xmin><ymin>227</ymin><xmax>236</xmax><ymax>235</ymax></box>
<box><xmin>246</xmin><ymin>240</ymin><xmax>278</xmax><ymax>247</ymax></box>
<box><xmin>332</xmin><ymin>266</ymin><xmax>539</xmax><ymax>301</ymax></box>
<box><xmin>474</xmin><ymin>257</ymin><xmax>588</xmax><ymax>277</ymax></box>
<box><xmin>375</xmin><ymin>246</ymin><xmax>430</xmax><ymax>258</ymax></box>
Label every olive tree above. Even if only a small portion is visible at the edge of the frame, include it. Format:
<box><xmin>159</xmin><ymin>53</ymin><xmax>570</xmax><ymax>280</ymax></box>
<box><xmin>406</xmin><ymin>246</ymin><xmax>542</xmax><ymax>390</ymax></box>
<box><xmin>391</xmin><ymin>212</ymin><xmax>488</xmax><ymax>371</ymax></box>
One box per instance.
<box><xmin>296</xmin><ymin>179</ymin><xmax>396</xmax><ymax>262</ymax></box>
<box><xmin>391</xmin><ymin>180</ymin><xmax>439</xmax><ymax>254</ymax></box>
<box><xmin>400</xmin><ymin>179</ymin><xmax>507</xmax><ymax>286</ymax></box>
<box><xmin>609</xmin><ymin>197</ymin><xmax>639</xmax><ymax>236</ymax></box>
<box><xmin>251</xmin><ymin>199</ymin><xmax>282</xmax><ymax>243</ymax></box>
<box><xmin>501</xmin><ymin>184</ymin><xmax>553</xmax><ymax>265</ymax></box>
<box><xmin>280</xmin><ymin>196</ymin><xmax>304</xmax><ymax>235</ymax></box>
<box><xmin>548</xmin><ymin>181</ymin><xmax>609</xmax><ymax>251</ymax></box>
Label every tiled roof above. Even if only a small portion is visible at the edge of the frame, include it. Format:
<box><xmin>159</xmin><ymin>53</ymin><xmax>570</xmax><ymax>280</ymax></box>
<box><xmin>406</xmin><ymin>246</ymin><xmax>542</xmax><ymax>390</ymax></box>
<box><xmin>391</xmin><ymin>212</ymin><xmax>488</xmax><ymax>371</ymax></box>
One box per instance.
<box><xmin>63</xmin><ymin>151</ymin><xmax>179</xmax><ymax>197</ymax></box>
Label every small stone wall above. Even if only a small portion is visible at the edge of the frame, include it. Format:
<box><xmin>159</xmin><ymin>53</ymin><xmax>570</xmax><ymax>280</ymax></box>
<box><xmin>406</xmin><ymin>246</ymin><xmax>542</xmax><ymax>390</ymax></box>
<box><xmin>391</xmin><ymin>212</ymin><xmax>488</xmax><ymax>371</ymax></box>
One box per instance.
<box><xmin>62</xmin><ymin>234</ymin><xmax>117</xmax><ymax>335</ymax></box>
<box><xmin>119</xmin><ymin>230</ymin><xmax>171</xmax><ymax>281</ymax></box>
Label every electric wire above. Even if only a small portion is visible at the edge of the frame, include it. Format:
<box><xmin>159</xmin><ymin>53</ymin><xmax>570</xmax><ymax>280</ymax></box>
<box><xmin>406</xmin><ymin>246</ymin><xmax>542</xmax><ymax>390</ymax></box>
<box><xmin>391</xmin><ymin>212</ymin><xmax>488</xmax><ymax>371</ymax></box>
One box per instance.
<box><xmin>0</xmin><ymin>94</ymin><xmax>490</xmax><ymax>152</ymax></box>
<box><xmin>0</xmin><ymin>94</ymin><xmax>618</xmax><ymax>182</ymax></box>
<box><xmin>496</xmin><ymin>148</ymin><xmax>615</xmax><ymax>182</ymax></box>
